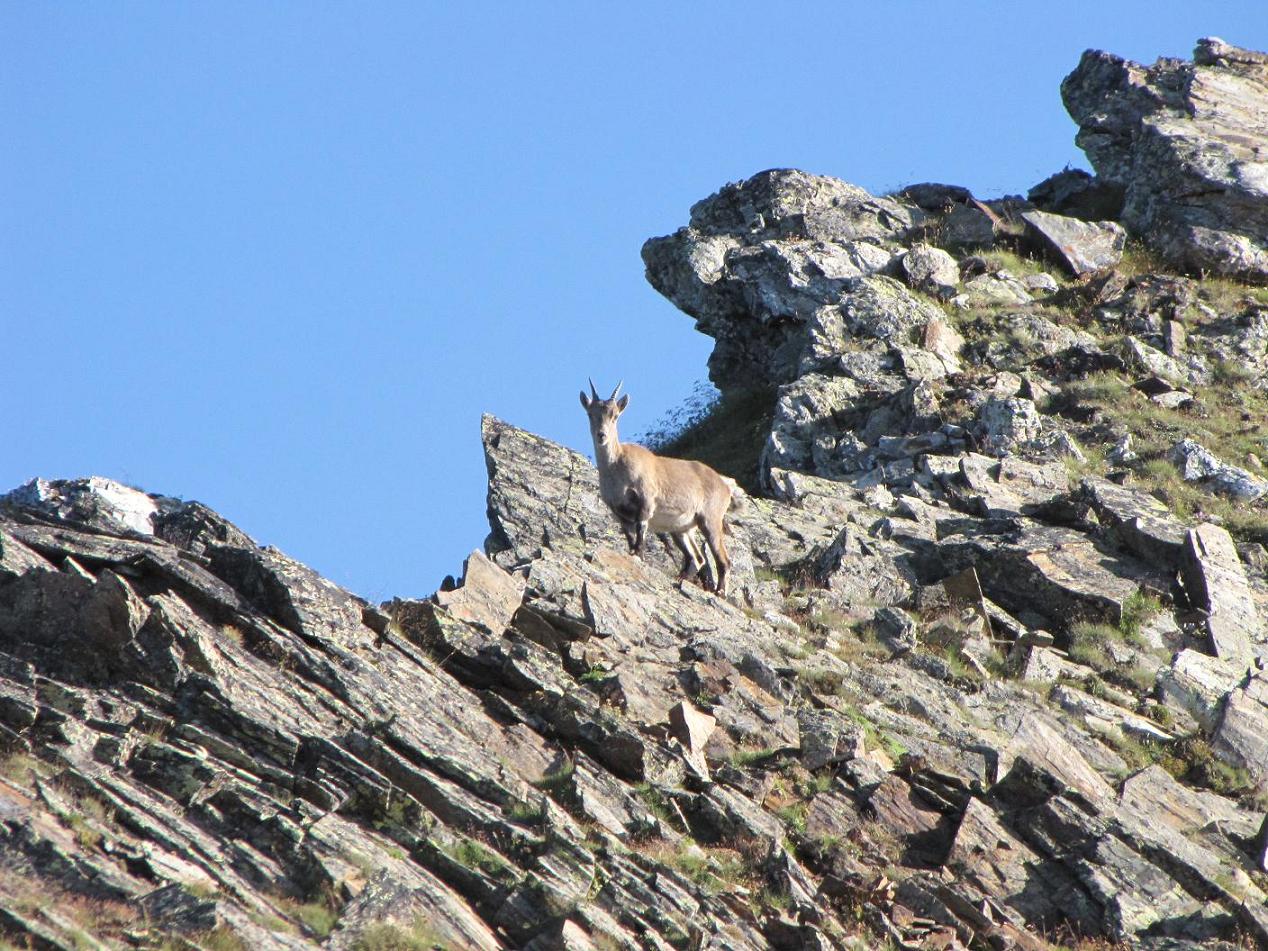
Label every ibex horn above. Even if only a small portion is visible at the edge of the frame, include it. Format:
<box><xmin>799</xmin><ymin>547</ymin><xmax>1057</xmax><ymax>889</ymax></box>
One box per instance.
<box><xmin>610</xmin><ymin>380</ymin><xmax>624</xmax><ymax>400</ymax></box>
<box><xmin>588</xmin><ymin>378</ymin><xmax>600</xmax><ymax>400</ymax></box>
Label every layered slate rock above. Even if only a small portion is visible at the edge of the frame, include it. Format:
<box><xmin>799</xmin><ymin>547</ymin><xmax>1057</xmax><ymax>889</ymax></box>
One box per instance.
<box><xmin>5</xmin><ymin>458</ymin><xmax>1268</xmax><ymax>948</ymax></box>
<box><xmin>1212</xmin><ymin>672</ymin><xmax>1268</xmax><ymax>785</ymax></box>
<box><xmin>1062</xmin><ymin>37</ymin><xmax>1268</xmax><ymax>282</ymax></box>
<box><xmin>1180</xmin><ymin>523</ymin><xmax>1263</xmax><ymax>664</ymax></box>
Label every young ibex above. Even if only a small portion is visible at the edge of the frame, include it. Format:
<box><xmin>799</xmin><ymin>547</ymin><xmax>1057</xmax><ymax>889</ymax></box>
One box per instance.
<box><xmin>579</xmin><ymin>379</ymin><xmax>734</xmax><ymax>595</ymax></box>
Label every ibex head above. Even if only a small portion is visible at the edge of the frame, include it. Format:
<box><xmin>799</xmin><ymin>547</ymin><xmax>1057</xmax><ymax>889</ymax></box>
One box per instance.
<box><xmin>579</xmin><ymin>379</ymin><xmax>629</xmax><ymax>448</ymax></box>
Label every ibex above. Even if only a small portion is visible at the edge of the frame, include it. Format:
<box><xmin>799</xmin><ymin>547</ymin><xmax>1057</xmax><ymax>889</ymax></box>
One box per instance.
<box><xmin>579</xmin><ymin>379</ymin><xmax>734</xmax><ymax>596</ymax></box>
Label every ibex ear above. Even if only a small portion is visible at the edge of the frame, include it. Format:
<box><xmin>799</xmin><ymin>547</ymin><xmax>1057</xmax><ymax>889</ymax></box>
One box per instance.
<box><xmin>579</xmin><ymin>390</ymin><xmax>592</xmax><ymax>409</ymax></box>
<box><xmin>616</xmin><ymin>394</ymin><xmax>630</xmax><ymax>413</ymax></box>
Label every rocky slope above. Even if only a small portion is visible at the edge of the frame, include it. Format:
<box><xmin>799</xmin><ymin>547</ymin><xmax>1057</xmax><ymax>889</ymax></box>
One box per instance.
<box><xmin>4</xmin><ymin>36</ymin><xmax>1268</xmax><ymax>951</ymax></box>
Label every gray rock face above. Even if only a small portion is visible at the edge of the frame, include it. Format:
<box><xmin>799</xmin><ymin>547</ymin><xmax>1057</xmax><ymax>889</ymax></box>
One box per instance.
<box><xmin>6</xmin><ymin>442</ymin><xmax>1267</xmax><ymax>948</ymax></box>
<box><xmin>1062</xmin><ymin>37</ymin><xmax>1268</xmax><ymax>282</ymax></box>
<box><xmin>642</xmin><ymin>169</ymin><xmax>919</xmax><ymax>389</ymax></box>
<box><xmin>1021</xmin><ymin>209</ymin><xmax>1126</xmax><ymax>276</ymax></box>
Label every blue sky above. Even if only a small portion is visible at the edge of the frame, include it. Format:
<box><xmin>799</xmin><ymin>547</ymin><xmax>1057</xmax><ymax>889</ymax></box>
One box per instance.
<box><xmin>3</xmin><ymin>3</ymin><xmax>1264</xmax><ymax>601</ymax></box>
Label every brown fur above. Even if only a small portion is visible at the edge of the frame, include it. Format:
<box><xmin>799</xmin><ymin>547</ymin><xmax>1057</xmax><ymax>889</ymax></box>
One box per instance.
<box><xmin>580</xmin><ymin>383</ymin><xmax>733</xmax><ymax>595</ymax></box>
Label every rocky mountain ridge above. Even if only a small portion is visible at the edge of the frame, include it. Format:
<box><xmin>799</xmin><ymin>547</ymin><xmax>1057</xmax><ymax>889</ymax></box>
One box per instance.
<box><xmin>3</xmin><ymin>36</ymin><xmax>1268</xmax><ymax>951</ymax></box>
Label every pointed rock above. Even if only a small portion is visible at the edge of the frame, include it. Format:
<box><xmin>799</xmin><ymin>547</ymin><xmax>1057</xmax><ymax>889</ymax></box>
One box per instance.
<box><xmin>434</xmin><ymin>550</ymin><xmax>525</xmax><ymax>636</ymax></box>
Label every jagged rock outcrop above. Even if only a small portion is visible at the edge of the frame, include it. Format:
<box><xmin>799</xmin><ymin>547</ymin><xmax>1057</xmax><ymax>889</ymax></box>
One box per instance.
<box><xmin>1062</xmin><ymin>37</ymin><xmax>1268</xmax><ymax>282</ymax></box>
<box><xmin>641</xmin><ymin>169</ymin><xmax>922</xmax><ymax>390</ymax></box>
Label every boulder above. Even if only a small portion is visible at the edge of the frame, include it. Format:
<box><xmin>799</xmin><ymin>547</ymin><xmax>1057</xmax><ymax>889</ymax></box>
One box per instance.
<box><xmin>975</xmin><ymin>397</ymin><xmax>1043</xmax><ymax>454</ymax></box>
<box><xmin>1171</xmin><ymin>438</ymin><xmax>1268</xmax><ymax>502</ymax></box>
<box><xmin>1062</xmin><ymin>37</ymin><xmax>1268</xmax><ymax>282</ymax></box>
<box><xmin>901</xmin><ymin>244</ymin><xmax>960</xmax><ymax>297</ymax></box>
<box><xmin>1079</xmin><ymin>476</ymin><xmax>1187</xmax><ymax>570</ymax></box>
<box><xmin>942</xmin><ymin>202</ymin><xmax>997</xmax><ymax>249</ymax></box>
<box><xmin>1028</xmin><ymin>167</ymin><xmax>1125</xmax><ymax>221</ymax></box>
<box><xmin>1021</xmin><ymin>209</ymin><xmax>1126</xmax><ymax>276</ymax></box>
<box><xmin>843</xmin><ymin>275</ymin><xmax>947</xmax><ymax>346</ymax></box>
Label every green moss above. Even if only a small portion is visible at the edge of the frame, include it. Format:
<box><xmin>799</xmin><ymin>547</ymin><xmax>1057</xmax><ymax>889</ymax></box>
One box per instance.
<box><xmin>795</xmin><ymin>666</ymin><xmax>846</xmax><ymax>695</ymax></box>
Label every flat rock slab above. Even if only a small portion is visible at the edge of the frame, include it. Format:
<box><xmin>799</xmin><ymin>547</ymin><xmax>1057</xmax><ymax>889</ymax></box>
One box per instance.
<box><xmin>944</xmin><ymin>797</ymin><xmax>1077</xmax><ymax>928</ymax></box>
<box><xmin>1000</xmin><ymin>713</ymin><xmax>1115</xmax><ymax>807</ymax></box>
<box><xmin>1181</xmin><ymin>523</ymin><xmax>1262</xmax><ymax>663</ymax></box>
<box><xmin>958</xmin><ymin>454</ymin><xmax>1069</xmax><ymax>518</ymax></box>
<box><xmin>946</xmin><ymin>524</ymin><xmax>1163</xmax><ymax>633</ymax></box>
<box><xmin>1022</xmin><ymin>209</ymin><xmax>1126</xmax><ymax>276</ymax></box>
<box><xmin>1080</xmin><ymin>477</ymin><xmax>1187</xmax><ymax>571</ymax></box>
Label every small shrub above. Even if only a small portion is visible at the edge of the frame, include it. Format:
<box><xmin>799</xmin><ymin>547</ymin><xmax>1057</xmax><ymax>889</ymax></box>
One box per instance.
<box><xmin>198</xmin><ymin>928</ymin><xmax>251</xmax><ymax>951</ymax></box>
<box><xmin>634</xmin><ymin>782</ymin><xmax>678</xmax><ymax>826</ymax></box>
<box><xmin>271</xmin><ymin>891</ymin><xmax>342</xmax><ymax>940</ymax></box>
<box><xmin>1067</xmin><ymin>622</ymin><xmax>1116</xmax><ymax>670</ymax></box>
<box><xmin>505</xmin><ymin>799</ymin><xmax>543</xmax><ymax>824</ymax></box>
<box><xmin>0</xmin><ymin>752</ymin><xmax>50</xmax><ymax>786</ymax></box>
<box><xmin>773</xmin><ymin>801</ymin><xmax>808</xmax><ymax>836</ymax></box>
